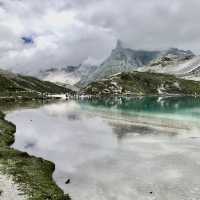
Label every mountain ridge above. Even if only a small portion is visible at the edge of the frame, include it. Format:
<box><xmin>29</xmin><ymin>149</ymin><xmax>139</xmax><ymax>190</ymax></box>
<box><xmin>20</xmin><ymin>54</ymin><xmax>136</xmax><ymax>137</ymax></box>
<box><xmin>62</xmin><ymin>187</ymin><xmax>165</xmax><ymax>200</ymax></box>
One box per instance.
<box><xmin>30</xmin><ymin>40</ymin><xmax>197</xmax><ymax>87</ymax></box>
<box><xmin>78</xmin><ymin>41</ymin><xmax>195</xmax><ymax>86</ymax></box>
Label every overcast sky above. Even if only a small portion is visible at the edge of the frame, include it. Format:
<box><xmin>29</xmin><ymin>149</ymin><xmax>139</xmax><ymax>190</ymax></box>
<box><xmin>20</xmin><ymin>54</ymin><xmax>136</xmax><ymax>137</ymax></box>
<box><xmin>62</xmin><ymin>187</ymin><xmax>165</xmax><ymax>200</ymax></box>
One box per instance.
<box><xmin>0</xmin><ymin>0</ymin><xmax>200</xmax><ymax>73</ymax></box>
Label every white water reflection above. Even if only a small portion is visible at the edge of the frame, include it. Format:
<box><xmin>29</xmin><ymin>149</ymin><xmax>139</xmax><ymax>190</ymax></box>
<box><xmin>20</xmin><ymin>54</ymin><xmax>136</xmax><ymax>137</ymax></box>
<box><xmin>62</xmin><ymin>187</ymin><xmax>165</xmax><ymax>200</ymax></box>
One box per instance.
<box><xmin>6</xmin><ymin>99</ymin><xmax>200</xmax><ymax>200</ymax></box>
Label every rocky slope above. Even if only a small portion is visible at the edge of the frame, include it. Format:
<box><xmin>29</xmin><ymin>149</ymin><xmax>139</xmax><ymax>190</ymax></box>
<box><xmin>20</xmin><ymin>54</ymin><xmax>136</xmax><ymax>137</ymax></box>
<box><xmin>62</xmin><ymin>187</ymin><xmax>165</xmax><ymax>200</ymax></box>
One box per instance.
<box><xmin>79</xmin><ymin>40</ymin><xmax>161</xmax><ymax>86</ymax></box>
<box><xmin>139</xmin><ymin>49</ymin><xmax>200</xmax><ymax>80</ymax></box>
<box><xmin>81</xmin><ymin>71</ymin><xmax>200</xmax><ymax>97</ymax></box>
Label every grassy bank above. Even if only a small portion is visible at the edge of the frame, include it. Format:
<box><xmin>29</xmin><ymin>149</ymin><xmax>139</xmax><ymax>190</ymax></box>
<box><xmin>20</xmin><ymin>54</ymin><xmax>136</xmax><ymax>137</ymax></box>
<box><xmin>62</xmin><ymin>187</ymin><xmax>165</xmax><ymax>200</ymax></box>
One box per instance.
<box><xmin>0</xmin><ymin>111</ymin><xmax>70</xmax><ymax>200</ymax></box>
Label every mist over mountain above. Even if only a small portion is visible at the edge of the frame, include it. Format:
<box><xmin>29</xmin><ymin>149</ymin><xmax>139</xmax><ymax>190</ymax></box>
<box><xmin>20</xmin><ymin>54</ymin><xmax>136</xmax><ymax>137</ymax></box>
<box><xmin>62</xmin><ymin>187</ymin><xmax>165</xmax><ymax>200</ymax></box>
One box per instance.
<box><xmin>36</xmin><ymin>63</ymin><xmax>98</xmax><ymax>85</ymax></box>
<box><xmin>80</xmin><ymin>40</ymin><xmax>160</xmax><ymax>85</ymax></box>
<box><xmin>34</xmin><ymin>40</ymin><xmax>196</xmax><ymax>87</ymax></box>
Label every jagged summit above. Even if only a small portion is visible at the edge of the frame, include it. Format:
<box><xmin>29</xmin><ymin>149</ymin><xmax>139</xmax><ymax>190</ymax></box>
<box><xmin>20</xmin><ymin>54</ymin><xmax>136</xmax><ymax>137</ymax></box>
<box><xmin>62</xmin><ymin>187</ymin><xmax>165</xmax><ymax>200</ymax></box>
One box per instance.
<box><xmin>81</xmin><ymin>41</ymin><xmax>161</xmax><ymax>85</ymax></box>
<box><xmin>115</xmin><ymin>39</ymin><xmax>123</xmax><ymax>50</ymax></box>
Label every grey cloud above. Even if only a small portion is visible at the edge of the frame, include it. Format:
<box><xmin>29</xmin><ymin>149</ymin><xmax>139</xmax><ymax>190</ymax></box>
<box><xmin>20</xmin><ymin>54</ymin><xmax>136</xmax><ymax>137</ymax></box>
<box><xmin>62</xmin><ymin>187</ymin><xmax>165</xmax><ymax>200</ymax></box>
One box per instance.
<box><xmin>76</xmin><ymin>0</ymin><xmax>200</xmax><ymax>51</ymax></box>
<box><xmin>0</xmin><ymin>0</ymin><xmax>200</xmax><ymax>73</ymax></box>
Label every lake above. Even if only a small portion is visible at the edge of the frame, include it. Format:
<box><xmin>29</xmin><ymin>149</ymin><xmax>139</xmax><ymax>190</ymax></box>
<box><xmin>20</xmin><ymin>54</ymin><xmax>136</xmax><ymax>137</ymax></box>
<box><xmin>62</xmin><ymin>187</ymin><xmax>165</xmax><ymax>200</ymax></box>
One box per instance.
<box><xmin>5</xmin><ymin>96</ymin><xmax>200</xmax><ymax>200</ymax></box>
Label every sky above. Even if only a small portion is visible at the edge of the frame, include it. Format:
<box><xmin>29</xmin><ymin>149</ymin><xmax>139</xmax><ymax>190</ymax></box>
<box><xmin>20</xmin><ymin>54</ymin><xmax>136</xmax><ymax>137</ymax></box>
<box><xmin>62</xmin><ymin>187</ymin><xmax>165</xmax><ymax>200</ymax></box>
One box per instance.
<box><xmin>0</xmin><ymin>0</ymin><xmax>200</xmax><ymax>74</ymax></box>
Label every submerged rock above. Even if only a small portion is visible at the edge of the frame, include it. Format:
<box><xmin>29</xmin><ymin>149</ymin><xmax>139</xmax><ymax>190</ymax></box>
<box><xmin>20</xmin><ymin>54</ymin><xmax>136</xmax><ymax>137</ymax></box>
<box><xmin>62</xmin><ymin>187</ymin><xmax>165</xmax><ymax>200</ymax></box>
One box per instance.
<box><xmin>65</xmin><ymin>179</ymin><xmax>71</xmax><ymax>184</ymax></box>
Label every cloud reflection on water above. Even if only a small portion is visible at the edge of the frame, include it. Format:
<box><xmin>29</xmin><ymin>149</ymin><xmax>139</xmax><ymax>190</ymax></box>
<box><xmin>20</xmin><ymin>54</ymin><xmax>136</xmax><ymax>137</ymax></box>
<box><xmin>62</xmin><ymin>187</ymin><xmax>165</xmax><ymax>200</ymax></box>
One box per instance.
<box><xmin>6</xmin><ymin>98</ymin><xmax>200</xmax><ymax>200</ymax></box>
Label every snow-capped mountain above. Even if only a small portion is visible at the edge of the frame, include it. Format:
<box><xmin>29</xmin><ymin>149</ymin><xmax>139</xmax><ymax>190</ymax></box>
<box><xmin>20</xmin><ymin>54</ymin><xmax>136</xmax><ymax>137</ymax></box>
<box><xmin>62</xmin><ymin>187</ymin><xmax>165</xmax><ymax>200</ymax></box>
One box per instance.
<box><xmin>140</xmin><ymin>48</ymin><xmax>199</xmax><ymax>79</ymax></box>
<box><xmin>181</xmin><ymin>56</ymin><xmax>200</xmax><ymax>80</ymax></box>
<box><xmin>78</xmin><ymin>41</ymin><xmax>196</xmax><ymax>86</ymax></box>
<box><xmin>149</xmin><ymin>55</ymin><xmax>200</xmax><ymax>81</ymax></box>
<box><xmin>34</xmin><ymin>40</ymin><xmax>199</xmax><ymax>87</ymax></box>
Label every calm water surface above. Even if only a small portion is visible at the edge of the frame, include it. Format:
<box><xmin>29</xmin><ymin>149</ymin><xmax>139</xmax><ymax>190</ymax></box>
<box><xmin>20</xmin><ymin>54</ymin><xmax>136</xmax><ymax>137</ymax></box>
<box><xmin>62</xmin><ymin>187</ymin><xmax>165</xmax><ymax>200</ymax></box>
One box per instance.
<box><xmin>5</xmin><ymin>97</ymin><xmax>200</xmax><ymax>200</ymax></box>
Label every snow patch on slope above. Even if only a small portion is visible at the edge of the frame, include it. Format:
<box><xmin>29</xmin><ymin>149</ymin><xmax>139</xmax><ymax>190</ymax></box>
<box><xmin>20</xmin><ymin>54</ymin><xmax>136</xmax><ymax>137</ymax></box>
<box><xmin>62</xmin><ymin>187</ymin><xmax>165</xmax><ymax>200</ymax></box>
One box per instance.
<box><xmin>42</xmin><ymin>70</ymin><xmax>81</xmax><ymax>85</ymax></box>
<box><xmin>141</xmin><ymin>55</ymin><xmax>200</xmax><ymax>81</ymax></box>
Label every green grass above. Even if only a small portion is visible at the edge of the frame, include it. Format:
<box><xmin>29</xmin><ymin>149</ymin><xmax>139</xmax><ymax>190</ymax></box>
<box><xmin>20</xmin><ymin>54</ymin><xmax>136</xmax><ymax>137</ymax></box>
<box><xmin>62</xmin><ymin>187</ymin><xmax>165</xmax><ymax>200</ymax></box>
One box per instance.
<box><xmin>0</xmin><ymin>73</ymin><xmax>71</xmax><ymax>98</ymax></box>
<box><xmin>0</xmin><ymin>111</ymin><xmax>71</xmax><ymax>200</ymax></box>
<box><xmin>82</xmin><ymin>71</ymin><xmax>200</xmax><ymax>96</ymax></box>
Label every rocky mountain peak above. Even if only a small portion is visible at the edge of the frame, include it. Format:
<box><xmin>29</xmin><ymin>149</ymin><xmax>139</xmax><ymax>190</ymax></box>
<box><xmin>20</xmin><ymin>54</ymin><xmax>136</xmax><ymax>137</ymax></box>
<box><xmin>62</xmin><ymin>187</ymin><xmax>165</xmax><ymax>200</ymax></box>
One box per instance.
<box><xmin>33</xmin><ymin>40</ymin><xmax>198</xmax><ymax>87</ymax></box>
<box><xmin>115</xmin><ymin>39</ymin><xmax>124</xmax><ymax>50</ymax></box>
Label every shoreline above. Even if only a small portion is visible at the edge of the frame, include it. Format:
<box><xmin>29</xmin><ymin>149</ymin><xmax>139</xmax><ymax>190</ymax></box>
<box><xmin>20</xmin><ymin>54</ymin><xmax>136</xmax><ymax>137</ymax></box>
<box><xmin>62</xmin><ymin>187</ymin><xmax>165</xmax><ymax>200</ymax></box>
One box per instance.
<box><xmin>0</xmin><ymin>111</ymin><xmax>70</xmax><ymax>200</ymax></box>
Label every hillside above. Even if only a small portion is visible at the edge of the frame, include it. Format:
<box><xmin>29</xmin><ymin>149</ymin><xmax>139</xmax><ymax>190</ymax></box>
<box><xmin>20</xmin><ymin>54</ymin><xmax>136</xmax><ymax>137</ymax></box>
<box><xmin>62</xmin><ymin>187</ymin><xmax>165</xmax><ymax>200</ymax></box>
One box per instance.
<box><xmin>81</xmin><ymin>71</ymin><xmax>200</xmax><ymax>97</ymax></box>
<box><xmin>0</xmin><ymin>69</ymin><xmax>70</xmax><ymax>98</ymax></box>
